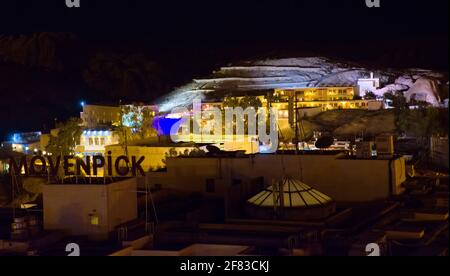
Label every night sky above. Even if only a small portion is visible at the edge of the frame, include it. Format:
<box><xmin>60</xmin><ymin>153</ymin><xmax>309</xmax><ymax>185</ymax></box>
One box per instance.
<box><xmin>0</xmin><ymin>0</ymin><xmax>448</xmax><ymax>140</ymax></box>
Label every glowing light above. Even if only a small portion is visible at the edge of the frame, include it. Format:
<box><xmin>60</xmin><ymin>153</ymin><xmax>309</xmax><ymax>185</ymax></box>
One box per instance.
<box><xmin>80</xmin><ymin>101</ymin><xmax>85</xmax><ymax>107</ymax></box>
<box><xmin>25</xmin><ymin>146</ymin><xmax>30</xmax><ymax>151</ymax></box>
<box><xmin>34</xmin><ymin>149</ymin><xmax>38</xmax><ymax>152</ymax></box>
<box><xmin>259</xmin><ymin>144</ymin><xmax>274</xmax><ymax>154</ymax></box>
<box><xmin>43</xmin><ymin>151</ymin><xmax>47</xmax><ymax>155</ymax></box>
<box><xmin>152</xmin><ymin>116</ymin><xmax>185</xmax><ymax>136</ymax></box>
<box><xmin>12</xmin><ymin>134</ymin><xmax>20</xmax><ymax>143</ymax></box>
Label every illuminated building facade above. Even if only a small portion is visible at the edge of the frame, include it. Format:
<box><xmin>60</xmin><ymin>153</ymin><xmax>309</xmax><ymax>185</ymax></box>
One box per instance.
<box><xmin>271</xmin><ymin>87</ymin><xmax>383</xmax><ymax>111</ymax></box>
<box><xmin>357</xmin><ymin>72</ymin><xmax>381</xmax><ymax>95</ymax></box>
<box><xmin>274</xmin><ymin>87</ymin><xmax>357</xmax><ymax>102</ymax></box>
<box><xmin>1</xmin><ymin>132</ymin><xmax>42</xmax><ymax>154</ymax></box>
<box><xmin>76</xmin><ymin>129</ymin><xmax>120</xmax><ymax>156</ymax></box>
<box><xmin>76</xmin><ymin>103</ymin><xmax>158</xmax><ymax>156</ymax></box>
<box><xmin>80</xmin><ymin>104</ymin><xmax>121</xmax><ymax>128</ymax></box>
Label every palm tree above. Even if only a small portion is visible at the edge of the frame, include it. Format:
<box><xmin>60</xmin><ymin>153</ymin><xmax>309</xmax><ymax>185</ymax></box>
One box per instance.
<box><xmin>46</xmin><ymin>117</ymin><xmax>83</xmax><ymax>157</ymax></box>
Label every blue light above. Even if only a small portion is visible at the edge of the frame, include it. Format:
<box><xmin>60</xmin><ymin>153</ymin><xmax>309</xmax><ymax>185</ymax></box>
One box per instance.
<box><xmin>152</xmin><ymin>116</ymin><xmax>185</xmax><ymax>136</ymax></box>
<box><xmin>80</xmin><ymin>101</ymin><xmax>85</xmax><ymax>107</ymax></box>
<box><xmin>11</xmin><ymin>133</ymin><xmax>20</xmax><ymax>143</ymax></box>
<box><xmin>259</xmin><ymin>144</ymin><xmax>275</xmax><ymax>154</ymax></box>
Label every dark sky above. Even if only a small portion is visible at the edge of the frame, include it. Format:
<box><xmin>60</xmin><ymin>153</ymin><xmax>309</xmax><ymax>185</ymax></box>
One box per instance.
<box><xmin>0</xmin><ymin>0</ymin><xmax>449</xmax><ymax>140</ymax></box>
<box><xmin>2</xmin><ymin>0</ymin><xmax>448</xmax><ymax>42</ymax></box>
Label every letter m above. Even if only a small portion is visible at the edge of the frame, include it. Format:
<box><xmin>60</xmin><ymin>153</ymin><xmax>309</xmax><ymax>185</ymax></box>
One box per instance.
<box><xmin>224</xmin><ymin>106</ymin><xmax>257</xmax><ymax>143</ymax></box>
<box><xmin>9</xmin><ymin>156</ymin><xmax>29</xmax><ymax>176</ymax></box>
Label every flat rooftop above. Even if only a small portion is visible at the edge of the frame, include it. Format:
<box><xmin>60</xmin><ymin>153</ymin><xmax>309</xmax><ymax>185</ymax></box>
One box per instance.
<box><xmin>47</xmin><ymin>176</ymin><xmax>133</xmax><ymax>185</ymax></box>
<box><xmin>177</xmin><ymin>150</ymin><xmax>346</xmax><ymax>158</ymax></box>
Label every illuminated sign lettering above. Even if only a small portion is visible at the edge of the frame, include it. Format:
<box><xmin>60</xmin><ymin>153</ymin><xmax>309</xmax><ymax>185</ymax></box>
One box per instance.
<box><xmin>8</xmin><ymin>153</ymin><xmax>146</xmax><ymax>177</ymax></box>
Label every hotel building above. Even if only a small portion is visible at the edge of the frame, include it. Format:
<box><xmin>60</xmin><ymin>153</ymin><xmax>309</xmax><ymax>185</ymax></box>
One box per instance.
<box><xmin>272</xmin><ymin>86</ymin><xmax>383</xmax><ymax>111</ymax></box>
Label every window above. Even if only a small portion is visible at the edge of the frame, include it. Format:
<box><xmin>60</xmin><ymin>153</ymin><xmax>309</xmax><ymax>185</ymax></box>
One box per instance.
<box><xmin>100</xmin><ymin>138</ymin><xmax>105</xmax><ymax>145</ymax></box>
<box><xmin>89</xmin><ymin>138</ymin><xmax>93</xmax><ymax>146</ymax></box>
<box><xmin>89</xmin><ymin>210</ymin><xmax>99</xmax><ymax>226</ymax></box>
<box><xmin>205</xmin><ymin>179</ymin><xmax>215</xmax><ymax>193</ymax></box>
<box><xmin>95</xmin><ymin>138</ymin><xmax>99</xmax><ymax>145</ymax></box>
<box><xmin>90</xmin><ymin>215</ymin><xmax>99</xmax><ymax>225</ymax></box>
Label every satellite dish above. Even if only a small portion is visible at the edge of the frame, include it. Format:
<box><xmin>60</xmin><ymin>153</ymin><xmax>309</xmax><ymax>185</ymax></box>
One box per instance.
<box><xmin>206</xmin><ymin>145</ymin><xmax>221</xmax><ymax>154</ymax></box>
<box><xmin>315</xmin><ymin>136</ymin><xmax>334</xmax><ymax>149</ymax></box>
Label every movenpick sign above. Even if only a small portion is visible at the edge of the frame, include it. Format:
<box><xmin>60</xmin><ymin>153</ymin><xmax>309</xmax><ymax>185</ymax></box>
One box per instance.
<box><xmin>8</xmin><ymin>153</ymin><xmax>146</xmax><ymax>177</ymax></box>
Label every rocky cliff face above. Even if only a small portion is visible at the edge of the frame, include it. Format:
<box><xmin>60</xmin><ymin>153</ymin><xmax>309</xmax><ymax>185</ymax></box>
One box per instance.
<box><xmin>82</xmin><ymin>53</ymin><xmax>162</xmax><ymax>101</ymax></box>
<box><xmin>0</xmin><ymin>32</ymin><xmax>78</xmax><ymax>71</ymax></box>
<box><xmin>156</xmin><ymin>57</ymin><xmax>448</xmax><ymax>112</ymax></box>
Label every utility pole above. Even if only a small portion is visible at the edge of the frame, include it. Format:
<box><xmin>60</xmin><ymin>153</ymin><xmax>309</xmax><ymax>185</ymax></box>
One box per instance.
<box><xmin>294</xmin><ymin>92</ymin><xmax>299</xmax><ymax>153</ymax></box>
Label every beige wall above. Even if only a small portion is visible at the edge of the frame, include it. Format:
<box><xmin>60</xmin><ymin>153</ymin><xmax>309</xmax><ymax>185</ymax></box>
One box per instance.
<box><xmin>146</xmin><ymin>154</ymin><xmax>406</xmax><ymax>203</ymax></box>
<box><xmin>80</xmin><ymin>105</ymin><xmax>121</xmax><ymax>128</ymax></box>
<box><xmin>106</xmin><ymin>145</ymin><xmax>196</xmax><ymax>173</ymax></box>
<box><xmin>40</xmin><ymin>134</ymin><xmax>51</xmax><ymax>151</ymax></box>
<box><xmin>43</xmin><ymin>178</ymin><xmax>137</xmax><ymax>240</ymax></box>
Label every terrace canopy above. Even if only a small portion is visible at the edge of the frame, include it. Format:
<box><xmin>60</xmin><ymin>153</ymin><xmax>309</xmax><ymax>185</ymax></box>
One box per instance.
<box><xmin>245</xmin><ymin>177</ymin><xmax>336</xmax><ymax>220</ymax></box>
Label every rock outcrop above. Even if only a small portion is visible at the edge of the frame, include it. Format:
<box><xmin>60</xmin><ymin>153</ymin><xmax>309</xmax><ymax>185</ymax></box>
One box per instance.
<box><xmin>0</xmin><ymin>32</ymin><xmax>78</xmax><ymax>71</ymax></box>
<box><xmin>157</xmin><ymin>57</ymin><xmax>448</xmax><ymax>112</ymax></box>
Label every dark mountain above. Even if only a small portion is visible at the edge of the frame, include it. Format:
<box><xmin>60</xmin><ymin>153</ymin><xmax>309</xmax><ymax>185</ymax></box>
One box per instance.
<box><xmin>0</xmin><ymin>31</ymin><xmax>448</xmax><ymax>140</ymax></box>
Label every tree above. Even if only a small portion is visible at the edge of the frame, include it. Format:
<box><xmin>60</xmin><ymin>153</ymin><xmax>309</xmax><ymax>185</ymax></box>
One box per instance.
<box><xmin>222</xmin><ymin>96</ymin><xmax>239</xmax><ymax>110</ymax></box>
<box><xmin>384</xmin><ymin>92</ymin><xmax>408</xmax><ymax>110</ymax></box>
<box><xmin>120</xmin><ymin>104</ymin><xmax>157</xmax><ymax>139</ymax></box>
<box><xmin>115</xmin><ymin>104</ymin><xmax>157</xmax><ymax>157</ymax></box>
<box><xmin>398</xmin><ymin>107</ymin><xmax>447</xmax><ymax>139</ymax></box>
<box><xmin>363</xmin><ymin>92</ymin><xmax>376</xmax><ymax>100</ymax></box>
<box><xmin>161</xmin><ymin>147</ymin><xmax>179</xmax><ymax>165</ymax></box>
<box><xmin>46</xmin><ymin>117</ymin><xmax>83</xmax><ymax>156</ymax></box>
<box><xmin>239</xmin><ymin>95</ymin><xmax>263</xmax><ymax>109</ymax></box>
<box><xmin>223</xmin><ymin>96</ymin><xmax>263</xmax><ymax>135</ymax></box>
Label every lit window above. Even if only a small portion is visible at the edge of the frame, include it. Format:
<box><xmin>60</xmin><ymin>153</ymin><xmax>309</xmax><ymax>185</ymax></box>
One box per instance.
<box><xmin>90</xmin><ymin>215</ymin><xmax>99</xmax><ymax>225</ymax></box>
<box><xmin>89</xmin><ymin>138</ymin><xmax>93</xmax><ymax>145</ymax></box>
